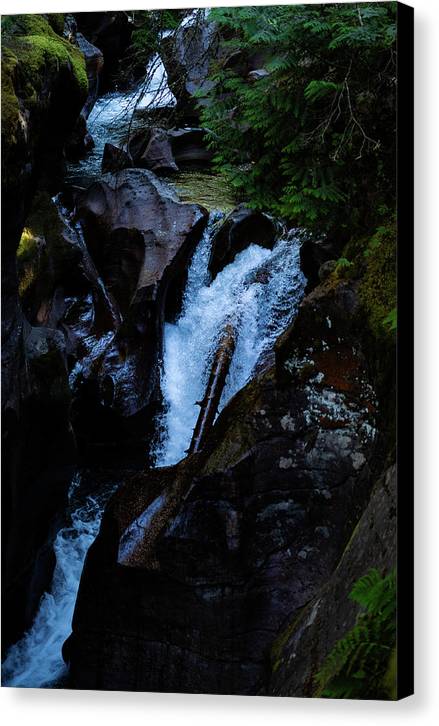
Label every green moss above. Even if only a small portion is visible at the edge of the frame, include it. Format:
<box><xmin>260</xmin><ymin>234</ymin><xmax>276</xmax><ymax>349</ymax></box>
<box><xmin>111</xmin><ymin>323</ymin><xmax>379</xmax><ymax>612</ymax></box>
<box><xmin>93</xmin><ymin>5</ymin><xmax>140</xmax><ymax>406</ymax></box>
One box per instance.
<box><xmin>1</xmin><ymin>47</ymin><xmax>20</xmax><ymax>145</ymax></box>
<box><xmin>359</xmin><ymin>220</ymin><xmax>397</xmax><ymax>339</ymax></box>
<box><xmin>1</xmin><ymin>13</ymin><xmax>87</xmax><ymax>145</ymax></box>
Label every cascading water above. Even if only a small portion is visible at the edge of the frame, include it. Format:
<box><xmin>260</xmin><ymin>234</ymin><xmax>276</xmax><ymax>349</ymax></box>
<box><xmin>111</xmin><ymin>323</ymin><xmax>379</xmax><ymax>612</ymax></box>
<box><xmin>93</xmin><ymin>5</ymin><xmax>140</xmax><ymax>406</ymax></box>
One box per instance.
<box><xmin>2</xmin><ymin>24</ymin><xmax>306</xmax><ymax>686</ymax></box>
<box><xmin>155</xmin><ymin>216</ymin><xmax>306</xmax><ymax>466</ymax></box>
<box><xmin>2</xmin><ymin>473</ymin><xmax>115</xmax><ymax>688</ymax></box>
<box><xmin>66</xmin><ymin>53</ymin><xmax>176</xmax><ymax>186</ymax></box>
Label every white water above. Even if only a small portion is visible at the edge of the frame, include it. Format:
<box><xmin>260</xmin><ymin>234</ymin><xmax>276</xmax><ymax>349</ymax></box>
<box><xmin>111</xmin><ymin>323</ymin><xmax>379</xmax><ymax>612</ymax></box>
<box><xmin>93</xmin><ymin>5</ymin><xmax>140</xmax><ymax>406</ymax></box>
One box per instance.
<box><xmin>155</xmin><ymin>217</ymin><xmax>306</xmax><ymax>466</ymax></box>
<box><xmin>2</xmin><ymin>473</ymin><xmax>114</xmax><ymax>688</ymax></box>
<box><xmin>66</xmin><ymin>53</ymin><xmax>176</xmax><ymax>185</ymax></box>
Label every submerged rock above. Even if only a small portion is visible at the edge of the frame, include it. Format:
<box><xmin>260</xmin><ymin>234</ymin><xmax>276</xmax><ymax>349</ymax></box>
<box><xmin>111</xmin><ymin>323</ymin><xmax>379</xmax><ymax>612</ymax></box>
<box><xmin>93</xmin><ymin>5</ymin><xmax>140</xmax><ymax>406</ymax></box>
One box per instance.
<box><xmin>65</xmin><ymin>277</ymin><xmax>383</xmax><ymax>694</ymax></box>
<box><xmin>208</xmin><ymin>205</ymin><xmax>279</xmax><ymax>279</ymax></box>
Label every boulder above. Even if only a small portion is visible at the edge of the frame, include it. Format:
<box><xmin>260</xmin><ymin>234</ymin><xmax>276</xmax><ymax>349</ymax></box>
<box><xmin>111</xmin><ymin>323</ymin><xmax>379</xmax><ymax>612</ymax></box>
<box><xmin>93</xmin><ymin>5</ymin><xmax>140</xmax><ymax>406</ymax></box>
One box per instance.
<box><xmin>65</xmin><ymin>277</ymin><xmax>383</xmax><ymax>693</ymax></box>
<box><xmin>73</xmin><ymin>169</ymin><xmax>208</xmax><ymax>448</ymax></box>
<box><xmin>139</xmin><ymin>128</ymin><xmax>178</xmax><ymax>173</ymax></box>
<box><xmin>208</xmin><ymin>205</ymin><xmax>279</xmax><ymax>279</ymax></box>
<box><xmin>101</xmin><ymin>143</ymin><xmax>133</xmax><ymax>174</ymax></box>
<box><xmin>168</xmin><ymin>128</ymin><xmax>213</xmax><ymax>166</ymax></box>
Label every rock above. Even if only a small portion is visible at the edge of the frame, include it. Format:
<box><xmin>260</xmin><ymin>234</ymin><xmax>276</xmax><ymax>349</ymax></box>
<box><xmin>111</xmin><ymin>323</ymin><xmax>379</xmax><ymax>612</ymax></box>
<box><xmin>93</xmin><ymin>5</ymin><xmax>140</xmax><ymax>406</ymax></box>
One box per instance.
<box><xmin>73</xmin><ymin>169</ymin><xmax>208</xmax><ymax>448</ymax></box>
<box><xmin>75</xmin><ymin>11</ymin><xmax>133</xmax><ymax>92</ymax></box>
<box><xmin>269</xmin><ymin>465</ymin><xmax>396</xmax><ymax>697</ymax></box>
<box><xmin>65</xmin><ymin>277</ymin><xmax>382</xmax><ymax>693</ymax></box>
<box><xmin>101</xmin><ymin>143</ymin><xmax>133</xmax><ymax>174</ymax></box>
<box><xmin>1</xmin><ymin>14</ymin><xmax>87</xmax><ymax>649</ymax></box>
<box><xmin>168</xmin><ymin>128</ymin><xmax>213</xmax><ymax>166</ymax></box>
<box><xmin>126</xmin><ymin>129</ymin><xmax>151</xmax><ymax>163</ymax></box>
<box><xmin>139</xmin><ymin>128</ymin><xmax>178</xmax><ymax>173</ymax></box>
<box><xmin>248</xmin><ymin>68</ymin><xmax>270</xmax><ymax>81</ymax></box>
<box><xmin>65</xmin><ymin>33</ymin><xmax>104</xmax><ymax>160</ymax></box>
<box><xmin>318</xmin><ymin>259</ymin><xmax>337</xmax><ymax>281</ymax></box>
<box><xmin>75</xmin><ymin>33</ymin><xmax>104</xmax><ymax>119</ymax></box>
<box><xmin>208</xmin><ymin>205</ymin><xmax>279</xmax><ymax>279</ymax></box>
<box><xmin>162</xmin><ymin>10</ymin><xmax>219</xmax><ymax>120</ymax></box>
<box><xmin>300</xmin><ymin>237</ymin><xmax>344</xmax><ymax>291</ymax></box>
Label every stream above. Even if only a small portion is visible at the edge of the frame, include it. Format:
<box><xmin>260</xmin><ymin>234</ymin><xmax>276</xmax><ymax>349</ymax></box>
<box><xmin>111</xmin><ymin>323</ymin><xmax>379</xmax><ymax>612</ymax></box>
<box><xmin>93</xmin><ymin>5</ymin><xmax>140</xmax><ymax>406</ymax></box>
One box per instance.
<box><xmin>2</xmin><ymin>53</ymin><xmax>305</xmax><ymax>688</ymax></box>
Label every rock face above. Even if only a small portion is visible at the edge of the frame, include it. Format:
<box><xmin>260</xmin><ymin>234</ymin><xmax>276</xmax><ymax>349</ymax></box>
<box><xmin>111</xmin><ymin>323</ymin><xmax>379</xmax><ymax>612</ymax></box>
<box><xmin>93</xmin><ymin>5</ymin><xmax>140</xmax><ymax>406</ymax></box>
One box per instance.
<box><xmin>65</xmin><ymin>32</ymin><xmax>104</xmax><ymax>160</ymax></box>
<box><xmin>1</xmin><ymin>14</ymin><xmax>87</xmax><ymax>650</ymax></box>
<box><xmin>65</xmin><ymin>276</ymin><xmax>384</xmax><ymax>693</ymax></box>
<box><xmin>162</xmin><ymin>10</ymin><xmax>219</xmax><ymax>121</ymax></box>
<box><xmin>269</xmin><ymin>464</ymin><xmax>396</xmax><ymax>697</ymax></box>
<box><xmin>74</xmin><ymin>11</ymin><xmax>133</xmax><ymax>92</ymax></box>
<box><xmin>72</xmin><ymin>169</ymin><xmax>208</xmax><ymax>449</ymax></box>
<box><xmin>208</xmin><ymin>206</ymin><xmax>279</xmax><ymax>279</ymax></box>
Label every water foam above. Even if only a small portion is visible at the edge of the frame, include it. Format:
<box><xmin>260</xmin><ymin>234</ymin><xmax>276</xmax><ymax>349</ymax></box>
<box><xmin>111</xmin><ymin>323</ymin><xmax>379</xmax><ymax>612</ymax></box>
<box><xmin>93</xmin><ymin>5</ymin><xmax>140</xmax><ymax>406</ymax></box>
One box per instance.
<box><xmin>155</xmin><ymin>219</ymin><xmax>306</xmax><ymax>466</ymax></box>
<box><xmin>2</xmin><ymin>474</ymin><xmax>114</xmax><ymax>688</ymax></box>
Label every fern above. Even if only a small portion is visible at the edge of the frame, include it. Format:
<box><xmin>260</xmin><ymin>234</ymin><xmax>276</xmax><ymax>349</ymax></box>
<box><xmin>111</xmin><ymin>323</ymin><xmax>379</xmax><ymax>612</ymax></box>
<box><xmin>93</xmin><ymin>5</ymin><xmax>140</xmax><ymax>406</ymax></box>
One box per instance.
<box><xmin>315</xmin><ymin>569</ymin><xmax>397</xmax><ymax>700</ymax></box>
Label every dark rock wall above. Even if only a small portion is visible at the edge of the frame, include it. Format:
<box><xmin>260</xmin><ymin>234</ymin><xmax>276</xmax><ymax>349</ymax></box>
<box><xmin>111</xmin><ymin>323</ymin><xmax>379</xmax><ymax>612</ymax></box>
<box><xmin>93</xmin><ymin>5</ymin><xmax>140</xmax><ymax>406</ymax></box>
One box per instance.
<box><xmin>269</xmin><ymin>464</ymin><xmax>396</xmax><ymax>697</ymax></box>
<box><xmin>66</xmin><ymin>272</ymin><xmax>389</xmax><ymax>694</ymax></box>
<box><xmin>1</xmin><ymin>15</ymin><xmax>87</xmax><ymax>650</ymax></box>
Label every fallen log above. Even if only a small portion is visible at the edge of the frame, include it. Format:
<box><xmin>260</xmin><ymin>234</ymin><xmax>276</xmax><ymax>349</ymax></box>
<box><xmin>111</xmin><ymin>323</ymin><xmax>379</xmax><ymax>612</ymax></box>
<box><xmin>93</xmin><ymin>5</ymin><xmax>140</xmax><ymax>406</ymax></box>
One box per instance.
<box><xmin>188</xmin><ymin>322</ymin><xmax>237</xmax><ymax>455</ymax></box>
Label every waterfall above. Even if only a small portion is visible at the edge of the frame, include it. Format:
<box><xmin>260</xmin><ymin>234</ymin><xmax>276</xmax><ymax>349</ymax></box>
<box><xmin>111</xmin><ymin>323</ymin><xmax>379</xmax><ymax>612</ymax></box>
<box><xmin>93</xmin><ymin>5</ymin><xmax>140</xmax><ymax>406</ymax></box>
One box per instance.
<box><xmin>2</xmin><ymin>473</ymin><xmax>115</xmax><ymax>688</ymax></box>
<box><xmin>154</xmin><ymin>217</ymin><xmax>306</xmax><ymax>466</ymax></box>
<box><xmin>66</xmin><ymin>53</ymin><xmax>176</xmax><ymax>186</ymax></box>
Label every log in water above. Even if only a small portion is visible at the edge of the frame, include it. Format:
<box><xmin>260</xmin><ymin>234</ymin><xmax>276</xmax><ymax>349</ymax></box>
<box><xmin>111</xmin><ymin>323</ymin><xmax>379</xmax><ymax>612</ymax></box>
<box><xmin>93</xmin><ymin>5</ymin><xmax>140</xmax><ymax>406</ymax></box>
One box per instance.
<box><xmin>188</xmin><ymin>322</ymin><xmax>236</xmax><ymax>454</ymax></box>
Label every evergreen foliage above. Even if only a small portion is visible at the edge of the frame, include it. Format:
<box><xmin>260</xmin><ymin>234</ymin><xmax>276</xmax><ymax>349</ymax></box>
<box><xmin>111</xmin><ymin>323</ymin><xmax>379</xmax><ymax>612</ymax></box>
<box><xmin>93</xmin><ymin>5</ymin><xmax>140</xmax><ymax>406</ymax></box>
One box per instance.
<box><xmin>315</xmin><ymin>569</ymin><xmax>397</xmax><ymax>699</ymax></box>
<box><xmin>200</xmin><ymin>3</ymin><xmax>397</xmax><ymax>239</ymax></box>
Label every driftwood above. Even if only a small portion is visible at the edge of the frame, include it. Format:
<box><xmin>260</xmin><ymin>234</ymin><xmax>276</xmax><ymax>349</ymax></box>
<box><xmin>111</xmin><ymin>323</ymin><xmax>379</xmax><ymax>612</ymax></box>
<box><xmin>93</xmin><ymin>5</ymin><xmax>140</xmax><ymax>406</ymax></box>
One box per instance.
<box><xmin>188</xmin><ymin>322</ymin><xmax>236</xmax><ymax>455</ymax></box>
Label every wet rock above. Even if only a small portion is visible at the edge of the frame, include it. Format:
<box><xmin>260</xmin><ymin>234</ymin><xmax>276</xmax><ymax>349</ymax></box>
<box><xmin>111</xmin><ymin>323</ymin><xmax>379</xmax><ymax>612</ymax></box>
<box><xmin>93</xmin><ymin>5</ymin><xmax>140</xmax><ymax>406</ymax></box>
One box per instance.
<box><xmin>139</xmin><ymin>128</ymin><xmax>178</xmax><ymax>173</ymax></box>
<box><xmin>66</xmin><ymin>277</ymin><xmax>382</xmax><ymax>693</ymax></box>
<box><xmin>64</xmin><ymin>33</ymin><xmax>103</xmax><ymax>160</ymax></box>
<box><xmin>162</xmin><ymin>10</ymin><xmax>220</xmax><ymax>120</ymax></box>
<box><xmin>101</xmin><ymin>143</ymin><xmax>133</xmax><ymax>174</ymax></box>
<box><xmin>1</xmin><ymin>15</ymin><xmax>87</xmax><ymax>649</ymax></box>
<box><xmin>75</xmin><ymin>33</ymin><xmax>104</xmax><ymax>119</ymax></box>
<box><xmin>126</xmin><ymin>129</ymin><xmax>151</xmax><ymax>163</ymax></box>
<box><xmin>269</xmin><ymin>465</ymin><xmax>396</xmax><ymax>697</ymax></box>
<box><xmin>168</xmin><ymin>128</ymin><xmax>213</xmax><ymax>166</ymax></box>
<box><xmin>73</xmin><ymin>169</ymin><xmax>208</xmax><ymax>447</ymax></box>
<box><xmin>208</xmin><ymin>205</ymin><xmax>279</xmax><ymax>279</ymax></box>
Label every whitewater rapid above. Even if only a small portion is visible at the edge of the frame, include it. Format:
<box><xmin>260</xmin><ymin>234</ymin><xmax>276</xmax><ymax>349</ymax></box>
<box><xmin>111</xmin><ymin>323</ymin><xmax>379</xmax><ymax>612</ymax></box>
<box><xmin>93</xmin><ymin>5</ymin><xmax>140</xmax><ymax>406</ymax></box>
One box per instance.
<box><xmin>155</xmin><ymin>216</ymin><xmax>306</xmax><ymax>466</ymax></box>
<box><xmin>2</xmin><ymin>473</ymin><xmax>114</xmax><ymax>688</ymax></box>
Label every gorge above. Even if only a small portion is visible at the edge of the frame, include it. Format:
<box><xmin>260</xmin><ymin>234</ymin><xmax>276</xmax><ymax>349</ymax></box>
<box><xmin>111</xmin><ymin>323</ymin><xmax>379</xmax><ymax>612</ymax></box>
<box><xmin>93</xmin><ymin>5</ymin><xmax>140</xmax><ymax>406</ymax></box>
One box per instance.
<box><xmin>1</xmin><ymin>6</ymin><xmax>397</xmax><ymax>698</ymax></box>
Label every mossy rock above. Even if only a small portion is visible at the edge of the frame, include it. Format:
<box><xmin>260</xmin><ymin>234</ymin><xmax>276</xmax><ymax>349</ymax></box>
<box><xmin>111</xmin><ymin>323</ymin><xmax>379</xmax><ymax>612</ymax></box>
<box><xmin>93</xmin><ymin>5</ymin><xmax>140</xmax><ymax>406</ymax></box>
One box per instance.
<box><xmin>1</xmin><ymin>14</ymin><xmax>87</xmax><ymax>148</ymax></box>
<box><xmin>359</xmin><ymin>220</ymin><xmax>396</xmax><ymax>339</ymax></box>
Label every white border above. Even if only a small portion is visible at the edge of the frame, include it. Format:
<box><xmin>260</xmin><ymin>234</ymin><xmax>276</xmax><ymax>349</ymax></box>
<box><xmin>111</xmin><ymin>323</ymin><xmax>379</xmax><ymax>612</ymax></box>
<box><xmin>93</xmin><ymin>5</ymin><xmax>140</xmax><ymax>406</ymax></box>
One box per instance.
<box><xmin>1</xmin><ymin>1</ymin><xmax>439</xmax><ymax>724</ymax></box>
